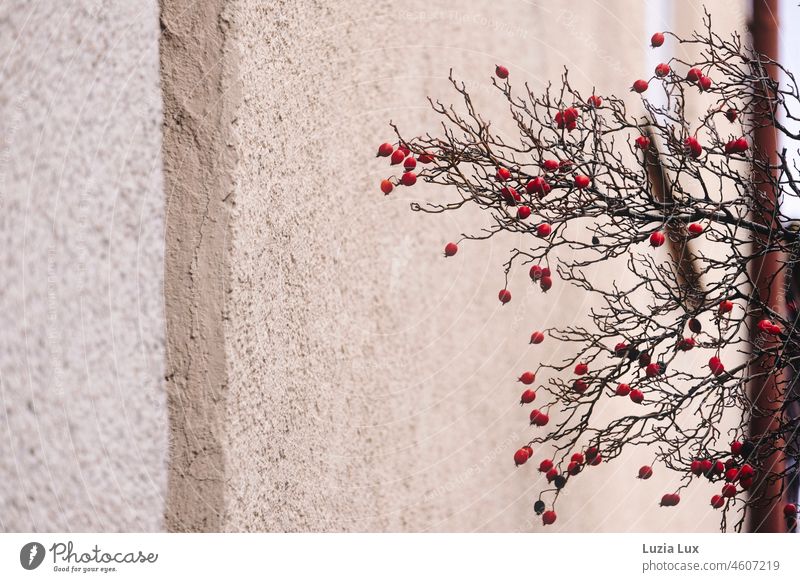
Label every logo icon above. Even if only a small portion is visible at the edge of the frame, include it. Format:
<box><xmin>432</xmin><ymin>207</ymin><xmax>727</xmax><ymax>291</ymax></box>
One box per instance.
<box><xmin>20</xmin><ymin>542</ymin><xmax>45</xmax><ymax>570</ymax></box>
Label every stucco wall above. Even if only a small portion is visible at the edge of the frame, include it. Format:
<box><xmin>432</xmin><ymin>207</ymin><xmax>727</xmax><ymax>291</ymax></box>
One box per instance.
<box><xmin>159</xmin><ymin>0</ymin><xmax>746</xmax><ymax>532</ymax></box>
<box><xmin>0</xmin><ymin>1</ymin><xmax>167</xmax><ymax>531</ymax></box>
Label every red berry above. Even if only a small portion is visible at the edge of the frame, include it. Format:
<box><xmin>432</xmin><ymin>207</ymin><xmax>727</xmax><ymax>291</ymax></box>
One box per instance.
<box><xmin>514</xmin><ymin>448</ymin><xmax>530</xmax><ymax>466</ymax></box>
<box><xmin>688</xmin><ymin>318</ymin><xmax>702</xmax><ymax>333</ymax></box>
<box><xmin>649</xmin><ymin>231</ymin><xmax>666</xmax><ymax>247</ymax></box>
<box><xmin>638</xmin><ymin>465</ymin><xmax>653</xmax><ymax>479</ymax></box>
<box><xmin>545</xmin><ymin>468</ymin><xmax>558</xmax><ymax>482</ymax></box>
<box><xmin>390</xmin><ymin>149</ymin><xmax>405</xmax><ymax>165</ymax></box>
<box><xmin>567</xmin><ymin>461</ymin><xmax>581</xmax><ymax>475</ymax></box>
<box><xmin>585</xmin><ymin>447</ymin><xmax>599</xmax><ymax>461</ymax></box>
<box><xmin>686</xmin><ymin>68</ymin><xmax>703</xmax><ymax>82</ymax></box>
<box><xmin>725</xmin><ymin>108</ymin><xmax>739</xmax><ymax>122</ymax></box>
<box><xmin>536</xmin><ymin>223</ymin><xmax>552</xmax><ymax>238</ymax></box>
<box><xmin>539</xmin><ymin>459</ymin><xmax>554</xmax><ymax>473</ymax></box>
<box><xmin>520</xmin><ymin>389</ymin><xmax>536</xmax><ymax>404</ymax></box>
<box><xmin>529</xmin><ymin>265</ymin><xmax>543</xmax><ymax>280</ymax></box>
<box><xmin>725</xmin><ymin>468</ymin><xmax>739</xmax><ymax>482</ymax></box>
<box><xmin>736</xmin><ymin>137</ymin><xmax>749</xmax><ymax>152</ymax></box>
<box><xmin>730</xmin><ymin>441</ymin><xmax>743</xmax><ymax>456</ymax></box>
<box><xmin>784</xmin><ymin>503</ymin><xmax>797</xmax><ymax>517</ymax></box>
<box><xmin>721</xmin><ymin>483</ymin><xmax>737</xmax><ymax>498</ymax></box>
<box><xmin>519</xmin><ymin>371</ymin><xmax>536</xmax><ymax>385</ymax></box>
<box><xmin>635</xmin><ymin>135</ymin><xmax>651</xmax><ymax>150</ymax></box>
<box><xmin>710</xmin><ymin>495</ymin><xmax>725</xmax><ymax>509</ymax></box>
<box><xmin>655</xmin><ymin>63</ymin><xmax>670</xmax><ymax>77</ymax></box>
<box><xmin>740</xmin><ymin>477</ymin><xmax>754</xmax><ymax>490</ymax></box>
<box><xmin>677</xmin><ymin>337</ymin><xmax>696</xmax><ymax>351</ymax></box>
<box><xmin>498</xmin><ymin>289</ymin><xmax>512</xmax><ymax>304</ymax></box>
<box><xmin>500</xmin><ymin>186</ymin><xmax>521</xmax><ymax>205</ymax></box>
<box><xmin>708</xmin><ymin>356</ymin><xmax>725</xmax><ymax>376</ymax></box>
<box><xmin>688</xmin><ymin>222</ymin><xmax>703</xmax><ymax>235</ymax></box>
<box><xmin>651</xmin><ymin>32</ymin><xmax>665</xmax><ymax>47</ymax></box>
<box><xmin>496</xmin><ymin>167</ymin><xmax>511</xmax><ymax>181</ymax></box>
<box><xmin>589</xmin><ymin>454</ymin><xmax>602</xmax><ymax>466</ymax></box>
<box><xmin>660</xmin><ymin>493</ymin><xmax>680</xmax><ymax>507</ymax></box>
<box><xmin>403</xmin><ymin>157</ymin><xmax>417</xmax><ymax>171</ymax></box>
<box><xmin>758</xmin><ymin>319</ymin><xmax>773</xmax><ymax>333</ymax></box>
<box><xmin>616</xmin><ymin>383</ymin><xmax>631</xmax><ymax>397</ymax></box>
<box><xmin>573</xmin><ymin>379</ymin><xmax>589</xmax><ymax>394</ymax></box>
<box><xmin>739</xmin><ymin>464</ymin><xmax>754</xmax><ymax>479</ymax></box>
<box><xmin>700</xmin><ymin>459</ymin><xmax>713</xmax><ymax>474</ymax></box>
<box><xmin>517</xmin><ymin>205</ymin><xmax>531</xmax><ymax>220</ymax></box>
<box><xmin>380</xmin><ymin>179</ymin><xmax>394</xmax><ymax>195</ymax></box>
<box><xmin>542</xmin><ymin>510</ymin><xmax>557</xmax><ymax>525</ymax></box>
<box><xmin>638</xmin><ymin>352</ymin><xmax>651</xmax><ymax>367</ymax></box>
<box><xmin>719</xmin><ymin>300</ymin><xmax>733</xmax><ymax>314</ymax></box>
<box><xmin>444</xmin><ymin>242</ymin><xmax>458</xmax><ymax>257</ymax></box>
<box><xmin>630</xmin><ymin>389</ymin><xmax>644</xmax><ymax>404</ymax></box>
<box><xmin>530</xmin><ymin>331</ymin><xmax>545</xmax><ymax>344</ymax></box>
<box><xmin>769</xmin><ymin>323</ymin><xmax>782</xmax><ymax>335</ymax></box>
<box><xmin>377</xmin><ymin>143</ymin><xmax>394</xmax><ymax>157</ymax></box>
<box><xmin>530</xmin><ymin>409</ymin><xmax>549</xmax><ymax>427</ymax></box>
<box><xmin>698</xmin><ymin>75</ymin><xmax>712</xmax><ymax>91</ymax></box>
<box><xmin>574</xmin><ymin>363</ymin><xmax>589</xmax><ymax>375</ymax></box>
<box><xmin>418</xmin><ymin>152</ymin><xmax>434</xmax><ymax>164</ymax></box>
<box><xmin>541</xmin><ymin>267</ymin><xmax>551</xmax><ymax>277</ymax></box>
<box><xmin>400</xmin><ymin>172</ymin><xmax>417</xmax><ymax>186</ymax></box>
<box><xmin>588</xmin><ymin>95</ymin><xmax>602</xmax><ymax>108</ymax></box>
<box><xmin>574</xmin><ymin>174</ymin><xmax>591</xmax><ymax>189</ymax></box>
<box><xmin>690</xmin><ymin>459</ymin><xmax>703</xmax><ymax>476</ymax></box>
<box><xmin>614</xmin><ymin>342</ymin><xmax>629</xmax><ymax>356</ymax></box>
<box><xmin>540</xmin><ymin>276</ymin><xmax>552</xmax><ymax>292</ymax></box>
<box><xmin>542</xmin><ymin>159</ymin><xmax>560</xmax><ymax>172</ymax></box>
<box><xmin>495</xmin><ymin>65</ymin><xmax>509</xmax><ymax>79</ymax></box>
<box><xmin>571</xmin><ymin>452</ymin><xmax>585</xmax><ymax>464</ymax></box>
<box><xmin>397</xmin><ymin>144</ymin><xmax>410</xmax><ymax>157</ymax></box>
<box><xmin>526</xmin><ymin>176</ymin><xmax>549</xmax><ymax>195</ymax></box>
<box><xmin>632</xmin><ymin>79</ymin><xmax>649</xmax><ymax>93</ymax></box>
<box><xmin>712</xmin><ymin>460</ymin><xmax>725</xmax><ymax>475</ymax></box>
<box><xmin>684</xmin><ymin>136</ymin><xmax>702</xmax><ymax>158</ymax></box>
<box><xmin>645</xmin><ymin>363</ymin><xmax>661</xmax><ymax>377</ymax></box>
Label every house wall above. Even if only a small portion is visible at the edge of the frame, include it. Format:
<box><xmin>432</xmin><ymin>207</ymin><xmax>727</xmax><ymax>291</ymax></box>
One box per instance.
<box><xmin>0</xmin><ymin>1</ymin><xmax>167</xmax><ymax>531</ymax></box>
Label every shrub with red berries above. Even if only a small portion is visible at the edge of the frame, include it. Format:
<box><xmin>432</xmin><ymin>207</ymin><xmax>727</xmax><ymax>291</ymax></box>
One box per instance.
<box><xmin>375</xmin><ymin>12</ymin><xmax>800</xmax><ymax>532</ymax></box>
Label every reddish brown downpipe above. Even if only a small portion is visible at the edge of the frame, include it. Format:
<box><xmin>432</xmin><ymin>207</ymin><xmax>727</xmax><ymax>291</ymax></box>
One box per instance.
<box><xmin>747</xmin><ymin>0</ymin><xmax>785</xmax><ymax>533</ymax></box>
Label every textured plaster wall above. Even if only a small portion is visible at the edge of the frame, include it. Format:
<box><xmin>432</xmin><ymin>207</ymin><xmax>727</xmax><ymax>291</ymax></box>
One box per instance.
<box><xmin>0</xmin><ymin>1</ymin><xmax>167</xmax><ymax>531</ymax></box>
<box><xmin>161</xmin><ymin>0</ymin><xmax>747</xmax><ymax>532</ymax></box>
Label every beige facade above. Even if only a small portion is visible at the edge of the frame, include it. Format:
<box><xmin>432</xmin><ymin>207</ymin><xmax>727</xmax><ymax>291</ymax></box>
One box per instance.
<box><xmin>0</xmin><ymin>0</ymin><xmax>748</xmax><ymax>532</ymax></box>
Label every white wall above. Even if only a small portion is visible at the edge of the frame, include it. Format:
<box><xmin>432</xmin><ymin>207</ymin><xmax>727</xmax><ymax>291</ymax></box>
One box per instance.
<box><xmin>0</xmin><ymin>1</ymin><xmax>167</xmax><ymax>531</ymax></box>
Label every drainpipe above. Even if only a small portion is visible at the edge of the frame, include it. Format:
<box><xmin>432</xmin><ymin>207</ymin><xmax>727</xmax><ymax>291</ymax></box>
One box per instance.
<box><xmin>747</xmin><ymin>0</ymin><xmax>785</xmax><ymax>533</ymax></box>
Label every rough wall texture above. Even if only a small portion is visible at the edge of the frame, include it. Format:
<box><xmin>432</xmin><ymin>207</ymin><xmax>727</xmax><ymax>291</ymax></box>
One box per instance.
<box><xmin>161</xmin><ymin>0</ymin><xmax>747</xmax><ymax>532</ymax></box>
<box><xmin>0</xmin><ymin>1</ymin><xmax>167</xmax><ymax>531</ymax></box>
<box><xmin>160</xmin><ymin>0</ymin><xmax>238</xmax><ymax>533</ymax></box>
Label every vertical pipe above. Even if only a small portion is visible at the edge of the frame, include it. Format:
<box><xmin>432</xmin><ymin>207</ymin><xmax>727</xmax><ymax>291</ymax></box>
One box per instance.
<box><xmin>748</xmin><ymin>0</ymin><xmax>785</xmax><ymax>533</ymax></box>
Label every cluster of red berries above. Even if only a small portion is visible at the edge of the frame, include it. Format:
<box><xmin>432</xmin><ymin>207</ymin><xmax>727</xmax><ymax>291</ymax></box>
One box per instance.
<box><xmin>724</xmin><ymin>137</ymin><xmax>749</xmax><ymax>154</ymax></box>
<box><xmin>529</xmin><ymin>264</ymin><xmax>553</xmax><ymax>293</ymax></box>
<box><xmin>757</xmin><ymin>319</ymin><xmax>782</xmax><ymax>336</ymax></box>
<box><xmin>554</xmin><ymin>107</ymin><xmax>579</xmax><ymax>131</ymax></box>
<box><xmin>631</xmin><ymin>34</ymin><xmax>712</xmax><ymax>95</ymax></box>
<box><xmin>527</xmin><ymin>447</ymin><xmax>604</xmax><ymax>525</ymax></box>
<box><xmin>375</xmin><ymin>142</ymin><xmax>432</xmax><ymax>193</ymax></box>
<box><xmin>686</xmin><ymin>67</ymin><xmax>713</xmax><ymax>91</ymax></box>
